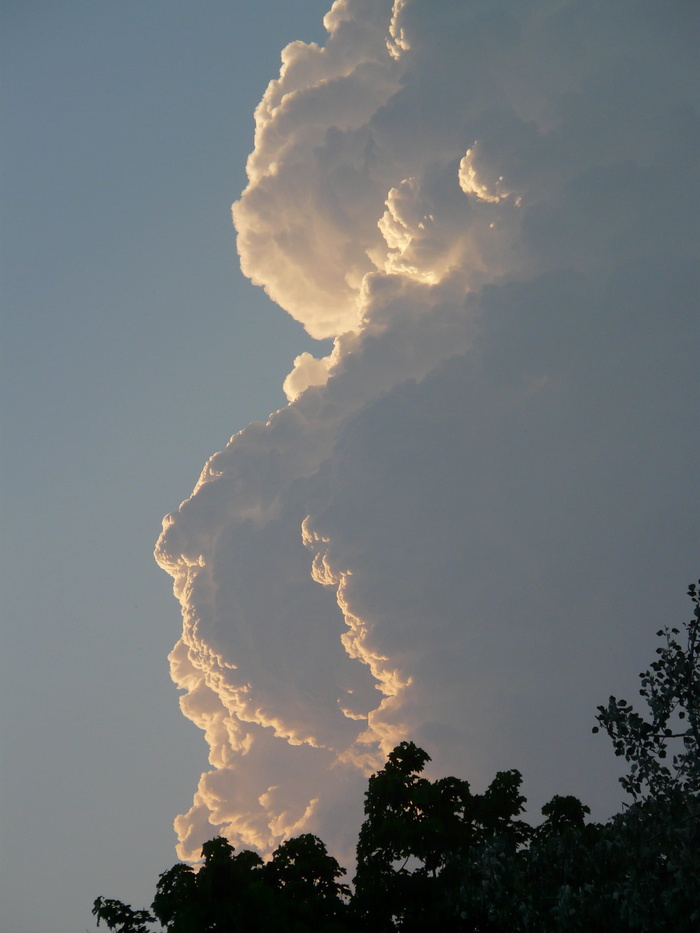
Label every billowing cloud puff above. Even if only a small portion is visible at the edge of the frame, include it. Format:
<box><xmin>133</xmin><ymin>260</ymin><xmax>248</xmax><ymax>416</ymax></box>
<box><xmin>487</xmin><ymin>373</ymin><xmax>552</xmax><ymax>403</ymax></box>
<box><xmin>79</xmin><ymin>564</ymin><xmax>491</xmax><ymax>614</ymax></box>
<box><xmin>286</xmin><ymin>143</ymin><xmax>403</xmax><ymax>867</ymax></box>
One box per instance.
<box><xmin>156</xmin><ymin>0</ymin><xmax>699</xmax><ymax>865</ymax></box>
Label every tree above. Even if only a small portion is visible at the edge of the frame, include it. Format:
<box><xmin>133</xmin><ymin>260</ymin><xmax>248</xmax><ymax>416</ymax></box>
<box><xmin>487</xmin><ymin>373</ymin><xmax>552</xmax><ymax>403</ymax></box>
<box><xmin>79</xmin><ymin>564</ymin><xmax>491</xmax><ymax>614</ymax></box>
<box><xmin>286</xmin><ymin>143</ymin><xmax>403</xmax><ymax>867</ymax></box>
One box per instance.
<box><xmin>353</xmin><ymin>741</ymin><xmax>527</xmax><ymax>931</ymax></box>
<box><xmin>449</xmin><ymin>580</ymin><xmax>700</xmax><ymax>932</ymax></box>
<box><xmin>583</xmin><ymin>580</ymin><xmax>700</xmax><ymax>931</ymax></box>
<box><xmin>593</xmin><ymin>580</ymin><xmax>700</xmax><ymax>799</ymax></box>
<box><xmin>92</xmin><ymin>898</ymin><xmax>154</xmax><ymax>933</ymax></box>
<box><xmin>264</xmin><ymin>833</ymin><xmax>351</xmax><ymax>930</ymax></box>
<box><xmin>95</xmin><ymin>832</ymin><xmax>352</xmax><ymax>933</ymax></box>
<box><xmin>94</xmin><ymin>581</ymin><xmax>700</xmax><ymax>932</ymax></box>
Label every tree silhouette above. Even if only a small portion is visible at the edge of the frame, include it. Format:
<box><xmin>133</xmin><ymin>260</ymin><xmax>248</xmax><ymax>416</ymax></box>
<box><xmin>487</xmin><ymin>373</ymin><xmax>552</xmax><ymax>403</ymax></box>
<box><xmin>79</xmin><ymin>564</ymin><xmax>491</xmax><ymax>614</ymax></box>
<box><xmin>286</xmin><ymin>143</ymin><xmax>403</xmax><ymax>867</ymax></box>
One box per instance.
<box><xmin>94</xmin><ymin>832</ymin><xmax>352</xmax><ymax>932</ymax></box>
<box><xmin>93</xmin><ymin>580</ymin><xmax>700</xmax><ymax>932</ymax></box>
<box><xmin>353</xmin><ymin>741</ymin><xmax>528</xmax><ymax>930</ymax></box>
<box><xmin>593</xmin><ymin>581</ymin><xmax>700</xmax><ymax>799</ymax></box>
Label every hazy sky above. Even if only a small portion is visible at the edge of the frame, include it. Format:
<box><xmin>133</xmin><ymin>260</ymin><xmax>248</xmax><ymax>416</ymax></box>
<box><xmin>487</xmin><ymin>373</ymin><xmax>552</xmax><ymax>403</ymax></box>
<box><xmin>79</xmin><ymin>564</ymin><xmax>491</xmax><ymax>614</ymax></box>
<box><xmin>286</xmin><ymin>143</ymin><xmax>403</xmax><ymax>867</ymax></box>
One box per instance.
<box><xmin>2</xmin><ymin>3</ymin><xmax>698</xmax><ymax>932</ymax></box>
<box><xmin>1</xmin><ymin>4</ymin><xmax>330</xmax><ymax>932</ymax></box>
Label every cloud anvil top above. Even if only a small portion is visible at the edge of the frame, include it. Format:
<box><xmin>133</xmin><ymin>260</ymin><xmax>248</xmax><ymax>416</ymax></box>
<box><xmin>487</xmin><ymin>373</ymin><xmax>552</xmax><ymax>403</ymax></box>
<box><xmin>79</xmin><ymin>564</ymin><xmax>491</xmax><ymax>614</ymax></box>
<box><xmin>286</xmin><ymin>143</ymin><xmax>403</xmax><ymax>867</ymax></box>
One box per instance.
<box><xmin>155</xmin><ymin>0</ymin><xmax>700</xmax><ymax>864</ymax></box>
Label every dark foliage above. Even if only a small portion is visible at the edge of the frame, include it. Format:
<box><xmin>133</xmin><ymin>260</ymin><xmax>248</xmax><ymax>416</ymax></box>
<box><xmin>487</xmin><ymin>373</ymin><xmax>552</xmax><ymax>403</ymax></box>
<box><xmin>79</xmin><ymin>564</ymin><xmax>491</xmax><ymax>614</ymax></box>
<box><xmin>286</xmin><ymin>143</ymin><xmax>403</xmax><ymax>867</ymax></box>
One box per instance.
<box><xmin>593</xmin><ymin>581</ymin><xmax>700</xmax><ymax>799</ymax></box>
<box><xmin>94</xmin><ymin>581</ymin><xmax>700</xmax><ymax>932</ymax></box>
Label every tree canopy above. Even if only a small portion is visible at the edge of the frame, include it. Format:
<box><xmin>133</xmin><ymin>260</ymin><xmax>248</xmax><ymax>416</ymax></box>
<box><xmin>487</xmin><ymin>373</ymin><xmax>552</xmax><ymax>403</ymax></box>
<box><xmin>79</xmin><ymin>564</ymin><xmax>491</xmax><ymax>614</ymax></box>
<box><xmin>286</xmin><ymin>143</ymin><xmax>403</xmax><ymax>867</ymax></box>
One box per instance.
<box><xmin>94</xmin><ymin>581</ymin><xmax>700</xmax><ymax>932</ymax></box>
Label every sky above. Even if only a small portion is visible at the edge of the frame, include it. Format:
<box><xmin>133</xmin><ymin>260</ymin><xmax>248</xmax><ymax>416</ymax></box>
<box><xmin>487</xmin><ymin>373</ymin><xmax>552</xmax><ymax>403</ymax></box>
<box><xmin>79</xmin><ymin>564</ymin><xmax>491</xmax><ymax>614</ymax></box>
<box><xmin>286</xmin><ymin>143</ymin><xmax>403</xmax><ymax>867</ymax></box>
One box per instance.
<box><xmin>1</xmin><ymin>2</ymin><xmax>698</xmax><ymax>932</ymax></box>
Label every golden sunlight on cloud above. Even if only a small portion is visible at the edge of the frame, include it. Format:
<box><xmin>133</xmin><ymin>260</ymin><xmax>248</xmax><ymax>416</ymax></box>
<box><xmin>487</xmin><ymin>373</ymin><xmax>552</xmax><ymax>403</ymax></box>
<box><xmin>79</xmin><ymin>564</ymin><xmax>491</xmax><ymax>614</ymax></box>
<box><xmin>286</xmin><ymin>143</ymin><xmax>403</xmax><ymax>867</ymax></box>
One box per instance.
<box><xmin>157</xmin><ymin>0</ymin><xmax>699</xmax><ymax>867</ymax></box>
<box><xmin>283</xmin><ymin>351</ymin><xmax>333</xmax><ymax>401</ymax></box>
<box><xmin>458</xmin><ymin>146</ymin><xmax>509</xmax><ymax>204</ymax></box>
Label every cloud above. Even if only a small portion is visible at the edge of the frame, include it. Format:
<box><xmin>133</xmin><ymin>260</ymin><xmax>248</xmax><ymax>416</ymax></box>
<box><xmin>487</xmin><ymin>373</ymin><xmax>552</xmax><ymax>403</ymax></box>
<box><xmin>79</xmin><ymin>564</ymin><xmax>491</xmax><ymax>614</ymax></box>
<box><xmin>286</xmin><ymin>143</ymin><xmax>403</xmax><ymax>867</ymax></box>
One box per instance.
<box><xmin>156</xmin><ymin>0</ymin><xmax>699</xmax><ymax>864</ymax></box>
<box><xmin>282</xmin><ymin>351</ymin><xmax>333</xmax><ymax>401</ymax></box>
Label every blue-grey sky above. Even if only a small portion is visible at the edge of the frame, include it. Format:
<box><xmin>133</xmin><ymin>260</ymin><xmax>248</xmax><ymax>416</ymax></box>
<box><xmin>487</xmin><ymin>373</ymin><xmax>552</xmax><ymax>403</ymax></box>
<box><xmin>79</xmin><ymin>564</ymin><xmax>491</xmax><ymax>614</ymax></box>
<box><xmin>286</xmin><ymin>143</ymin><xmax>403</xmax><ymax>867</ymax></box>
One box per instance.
<box><xmin>2</xmin><ymin>3</ymin><xmax>699</xmax><ymax>933</ymax></box>
<box><xmin>1</xmin><ymin>4</ymin><xmax>329</xmax><ymax>932</ymax></box>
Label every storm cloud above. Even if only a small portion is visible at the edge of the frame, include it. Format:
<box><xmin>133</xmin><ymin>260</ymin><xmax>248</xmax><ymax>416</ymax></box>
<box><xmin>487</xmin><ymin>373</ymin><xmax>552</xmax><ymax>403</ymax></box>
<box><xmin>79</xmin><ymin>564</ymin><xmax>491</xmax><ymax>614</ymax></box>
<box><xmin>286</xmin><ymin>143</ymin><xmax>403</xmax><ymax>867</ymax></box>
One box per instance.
<box><xmin>155</xmin><ymin>0</ymin><xmax>699</xmax><ymax>864</ymax></box>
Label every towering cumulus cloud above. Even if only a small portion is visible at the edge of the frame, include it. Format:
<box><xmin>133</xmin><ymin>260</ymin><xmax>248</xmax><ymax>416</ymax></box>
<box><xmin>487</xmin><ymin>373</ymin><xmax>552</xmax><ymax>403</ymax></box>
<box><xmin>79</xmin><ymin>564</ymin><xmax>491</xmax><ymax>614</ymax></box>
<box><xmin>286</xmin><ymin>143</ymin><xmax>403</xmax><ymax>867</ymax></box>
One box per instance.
<box><xmin>156</xmin><ymin>0</ymin><xmax>699</xmax><ymax>863</ymax></box>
